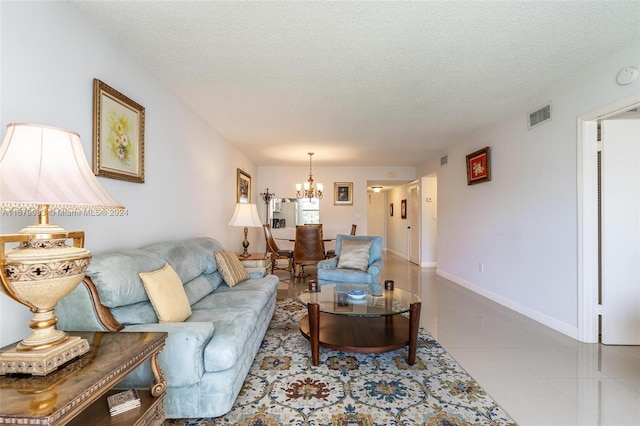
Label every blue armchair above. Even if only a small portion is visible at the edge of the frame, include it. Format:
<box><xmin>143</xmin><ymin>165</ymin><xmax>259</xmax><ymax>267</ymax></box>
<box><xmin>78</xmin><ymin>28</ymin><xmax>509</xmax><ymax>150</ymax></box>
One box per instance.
<box><xmin>316</xmin><ymin>235</ymin><xmax>383</xmax><ymax>296</ymax></box>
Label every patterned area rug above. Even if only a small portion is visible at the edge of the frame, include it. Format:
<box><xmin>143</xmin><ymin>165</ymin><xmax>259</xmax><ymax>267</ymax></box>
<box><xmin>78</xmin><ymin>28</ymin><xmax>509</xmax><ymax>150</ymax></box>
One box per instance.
<box><xmin>166</xmin><ymin>299</ymin><xmax>517</xmax><ymax>425</ymax></box>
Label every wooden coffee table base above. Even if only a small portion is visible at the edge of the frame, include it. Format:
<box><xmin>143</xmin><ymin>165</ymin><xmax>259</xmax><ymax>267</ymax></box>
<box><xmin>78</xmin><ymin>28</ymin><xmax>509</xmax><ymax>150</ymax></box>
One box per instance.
<box><xmin>299</xmin><ymin>302</ymin><xmax>421</xmax><ymax>366</ymax></box>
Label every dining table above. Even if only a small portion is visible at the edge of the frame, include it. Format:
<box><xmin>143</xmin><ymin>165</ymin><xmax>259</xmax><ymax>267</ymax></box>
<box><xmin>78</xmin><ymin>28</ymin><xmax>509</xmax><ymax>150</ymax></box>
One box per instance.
<box><xmin>275</xmin><ymin>237</ymin><xmax>336</xmax><ymax>242</ymax></box>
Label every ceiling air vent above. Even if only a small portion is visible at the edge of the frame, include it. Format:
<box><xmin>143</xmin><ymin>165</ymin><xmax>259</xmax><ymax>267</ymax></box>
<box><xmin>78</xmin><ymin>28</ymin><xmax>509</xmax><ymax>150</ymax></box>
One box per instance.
<box><xmin>440</xmin><ymin>155</ymin><xmax>448</xmax><ymax>166</ymax></box>
<box><xmin>528</xmin><ymin>102</ymin><xmax>551</xmax><ymax>129</ymax></box>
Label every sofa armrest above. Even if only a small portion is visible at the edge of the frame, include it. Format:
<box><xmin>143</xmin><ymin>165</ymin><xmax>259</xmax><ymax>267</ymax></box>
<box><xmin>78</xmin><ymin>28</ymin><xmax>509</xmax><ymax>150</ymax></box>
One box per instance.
<box><xmin>56</xmin><ymin>277</ymin><xmax>124</xmax><ymax>332</ymax></box>
<box><xmin>124</xmin><ymin>321</ymin><xmax>214</xmax><ymax>387</ymax></box>
<box><xmin>317</xmin><ymin>257</ymin><xmax>338</xmax><ymax>269</ymax></box>
<box><xmin>367</xmin><ymin>259</ymin><xmax>383</xmax><ymax>277</ymax></box>
<box><xmin>367</xmin><ymin>259</ymin><xmax>383</xmax><ymax>296</ymax></box>
<box><xmin>246</xmin><ymin>267</ymin><xmax>267</xmax><ymax>279</ymax></box>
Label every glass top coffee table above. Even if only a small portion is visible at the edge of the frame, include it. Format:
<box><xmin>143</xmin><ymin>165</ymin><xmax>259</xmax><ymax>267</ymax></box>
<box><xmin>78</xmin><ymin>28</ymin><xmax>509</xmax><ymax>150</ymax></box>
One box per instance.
<box><xmin>297</xmin><ymin>283</ymin><xmax>421</xmax><ymax>366</ymax></box>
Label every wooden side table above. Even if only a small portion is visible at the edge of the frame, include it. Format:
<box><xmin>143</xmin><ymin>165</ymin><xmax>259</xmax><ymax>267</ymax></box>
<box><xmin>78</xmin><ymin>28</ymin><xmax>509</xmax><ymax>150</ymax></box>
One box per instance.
<box><xmin>0</xmin><ymin>331</ymin><xmax>167</xmax><ymax>425</ymax></box>
<box><xmin>236</xmin><ymin>252</ymin><xmax>271</xmax><ymax>268</ymax></box>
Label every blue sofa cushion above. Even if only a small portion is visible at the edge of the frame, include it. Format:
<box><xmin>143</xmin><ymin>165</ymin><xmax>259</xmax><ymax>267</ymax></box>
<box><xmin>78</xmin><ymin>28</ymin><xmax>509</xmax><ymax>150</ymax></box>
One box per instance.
<box><xmin>184</xmin><ymin>276</ymin><xmax>215</xmax><ymax>305</ymax></box>
<box><xmin>144</xmin><ymin>239</ymin><xmax>218</xmax><ymax>284</ymax></box>
<box><xmin>316</xmin><ymin>268</ymin><xmax>375</xmax><ymax>284</ymax></box>
<box><xmin>125</xmin><ymin>321</ymin><xmax>214</xmax><ymax>387</ymax></box>
<box><xmin>111</xmin><ymin>301</ymin><xmax>158</xmax><ymax>325</ymax></box>
<box><xmin>188</xmin><ymin>308</ymin><xmax>258</xmax><ymax>372</ymax></box>
<box><xmin>86</xmin><ymin>249</ymin><xmax>165</xmax><ymax>307</ymax></box>
<box><xmin>214</xmin><ymin>276</ymin><xmax>278</xmax><ymax>298</ymax></box>
<box><xmin>204</xmin><ymin>272</ymin><xmax>225</xmax><ymax>291</ymax></box>
<box><xmin>191</xmin><ymin>290</ymin><xmax>270</xmax><ymax>318</ymax></box>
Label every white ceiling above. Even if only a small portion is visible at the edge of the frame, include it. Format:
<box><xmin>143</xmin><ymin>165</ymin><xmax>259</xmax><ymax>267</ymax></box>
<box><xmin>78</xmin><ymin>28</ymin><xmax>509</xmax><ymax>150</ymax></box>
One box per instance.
<box><xmin>72</xmin><ymin>1</ymin><xmax>640</xmax><ymax>167</ymax></box>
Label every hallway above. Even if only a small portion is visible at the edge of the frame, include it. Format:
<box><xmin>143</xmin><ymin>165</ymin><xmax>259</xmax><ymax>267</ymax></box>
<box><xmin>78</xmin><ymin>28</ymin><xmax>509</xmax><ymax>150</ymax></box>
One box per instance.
<box><xmin>277</xmin><ymin>252</ymin><xmax>640</xmax><ymax>425</ymax></box>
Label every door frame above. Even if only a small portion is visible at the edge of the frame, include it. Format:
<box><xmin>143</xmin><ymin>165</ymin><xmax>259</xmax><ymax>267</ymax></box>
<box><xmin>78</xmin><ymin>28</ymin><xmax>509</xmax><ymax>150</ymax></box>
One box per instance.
<box><xmin>577</xmin><ymin>93</ymin><xmax>640</xmax><ymax>343</ymax></box>
<box><xmin>409</xmin><ymin>182</ymin><xmax>420</xmax><ymax>264</ymax></box>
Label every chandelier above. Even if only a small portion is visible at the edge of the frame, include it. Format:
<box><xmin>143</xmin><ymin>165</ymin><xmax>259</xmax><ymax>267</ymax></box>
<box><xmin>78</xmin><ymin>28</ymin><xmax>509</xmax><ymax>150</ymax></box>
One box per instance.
<box><xmin>296</xmin><ymin>152</ymin><xmax>323</xmax><ymax>200</ymax></box>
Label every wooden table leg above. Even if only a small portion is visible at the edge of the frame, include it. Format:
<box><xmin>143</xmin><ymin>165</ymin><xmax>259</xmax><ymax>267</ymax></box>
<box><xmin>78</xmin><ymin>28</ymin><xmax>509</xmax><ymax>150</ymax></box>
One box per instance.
<box><xmin>149</xmin><ymin>351</ymin><xmax>167</xmax><ymax>397</ymax></box>
<box><xmin>308</xmin><ymin>302</ymin><xmax>320</xmax><ymax>366</ymax></box>
<box><xmin>407</xmin><ymin>301</ymin><xmax>421</xmax><ymax>365</ymax></box>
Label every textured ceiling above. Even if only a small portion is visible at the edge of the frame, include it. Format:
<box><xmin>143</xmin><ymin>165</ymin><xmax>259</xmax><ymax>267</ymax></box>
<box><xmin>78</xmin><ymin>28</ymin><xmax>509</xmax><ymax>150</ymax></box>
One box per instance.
<box><xmin>72</xmin><ymin>1</ymin><xmax>640</xmax><ymax>167</ymax></box>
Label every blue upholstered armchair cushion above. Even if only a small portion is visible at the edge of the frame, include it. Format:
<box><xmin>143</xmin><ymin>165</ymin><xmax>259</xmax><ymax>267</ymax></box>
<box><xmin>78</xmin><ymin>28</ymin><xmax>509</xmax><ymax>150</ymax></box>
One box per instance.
<box><xmin>317</xmin><ymin>234</ymin><xmax>384</xmax><ymax>295</ymax></box>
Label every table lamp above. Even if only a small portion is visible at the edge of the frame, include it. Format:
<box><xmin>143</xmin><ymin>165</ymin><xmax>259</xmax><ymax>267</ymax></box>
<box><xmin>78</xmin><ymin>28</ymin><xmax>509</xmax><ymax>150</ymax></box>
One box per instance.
<box><xmin>228</xmin><ymin>203</ymin><xmax>262</xmax><ymax>257</ymax></box>
<box><xmin>0</xmin><ymin>123</ymin><xmax>124</xmax><ymax>375</ymax></box>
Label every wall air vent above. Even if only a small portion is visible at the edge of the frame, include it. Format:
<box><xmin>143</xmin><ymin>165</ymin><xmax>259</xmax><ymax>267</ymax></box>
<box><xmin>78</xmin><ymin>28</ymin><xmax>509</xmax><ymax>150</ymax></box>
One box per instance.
<box><xmin>440</xmin><ymin>155</ymin><xmax>448</xmax><ymax>166</ymax></box>
<box><xmin>528</xmin><ymin>102</ymin><xmax>551</xmax><ymax>129</ymax></box>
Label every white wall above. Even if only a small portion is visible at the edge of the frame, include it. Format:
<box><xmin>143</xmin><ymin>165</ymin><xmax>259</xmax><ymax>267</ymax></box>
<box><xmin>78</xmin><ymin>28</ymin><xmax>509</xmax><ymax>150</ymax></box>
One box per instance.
<box><xmin>0</xmin><ymin>2</ymin><xmax>258</xmax><ymax>346</ymax></box>
<box><xmin>257</xmin><ymin>165</ymin><xmax>415</xmax><ymax>247</ymax></box>
<box><xmin>419</xmin><ymin>42</ymin><xmax>640</xmax><ymax>339</ymax></box>
<box><xmin>421</xmin><ymin>174</ymin><xmax>437</xmax><ymax>267</ymax></box>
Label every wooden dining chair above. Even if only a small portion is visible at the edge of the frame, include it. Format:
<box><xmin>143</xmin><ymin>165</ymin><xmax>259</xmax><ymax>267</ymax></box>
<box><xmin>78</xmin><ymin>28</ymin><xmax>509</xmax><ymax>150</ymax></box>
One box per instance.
<box><xmin>293</xmin><ymin>224</ymin><xmax>325</xmax><ymax>278</ymax></box>
<box><xmin>326</xmin><ymin>224</ymin><xmax>357</xmax><ymax>258</ymax></box>
<box><xmin>263</xmin><ymin>224</ymin><xmax>294</xmax><ymax>277</ymax></box>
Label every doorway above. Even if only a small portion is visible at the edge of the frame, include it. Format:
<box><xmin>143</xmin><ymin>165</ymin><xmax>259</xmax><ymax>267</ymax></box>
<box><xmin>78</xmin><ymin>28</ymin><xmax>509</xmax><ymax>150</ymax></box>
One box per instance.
<box><xmin>600</xmin><ymin>108</ymin><xmax>640</xmax><ymax>344</ymax></box>
<box><xmin>578</xmin><ymin>93</ymin><xmax>640</xmax><ymax>344</ymax></box>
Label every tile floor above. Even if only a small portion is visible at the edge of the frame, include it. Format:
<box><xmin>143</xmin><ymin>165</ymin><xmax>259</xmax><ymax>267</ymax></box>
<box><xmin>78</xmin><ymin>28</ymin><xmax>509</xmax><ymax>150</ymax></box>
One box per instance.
<box><xmin>276</xmin><ymin>252</ymin><xmax>640</xmax><ymax>426</ymax></box>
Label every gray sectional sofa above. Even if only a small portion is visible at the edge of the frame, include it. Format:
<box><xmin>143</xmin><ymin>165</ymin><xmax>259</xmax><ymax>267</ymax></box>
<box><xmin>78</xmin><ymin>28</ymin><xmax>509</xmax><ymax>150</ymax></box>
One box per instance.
<box><xmin>55</xmin><ymin>237</ymin><xmax>280</xmax><ymax>418</ymax></box>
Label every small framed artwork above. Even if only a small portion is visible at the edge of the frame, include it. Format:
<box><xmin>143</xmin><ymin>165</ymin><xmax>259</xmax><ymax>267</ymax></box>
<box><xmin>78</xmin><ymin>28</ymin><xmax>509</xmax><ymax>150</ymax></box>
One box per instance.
<box><xmin>390</xmin><ymin>203</ymin><xmax>394</xmax><ymax>216</ymax></box>
<box><xmin>466</xmin><ymin>146</ymin><xmax>491</xmax><ymax>185</ymax></box>
<box><xmin>334</xmin><ymin>182</ymin><xmax>353</xmax><ymax>205</ymax></box>
<box><xmin>237</xmin><ymin>169</ymin><xmax>251</xmax><ymax>203</ymax></box>
<box><xmin>93</xmin><ymin>79</ymin><xmax>145</xmax><ymax>183</ymax></box>
<box><xmin>401</xmin><ymin>199</ymin><xmax>407</xmax><ymax>219</ymax></box>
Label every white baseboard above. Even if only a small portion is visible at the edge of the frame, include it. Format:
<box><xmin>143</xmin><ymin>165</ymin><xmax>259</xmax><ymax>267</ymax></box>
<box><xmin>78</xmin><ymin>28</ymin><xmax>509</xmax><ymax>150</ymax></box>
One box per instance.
<box><xmin>436</xmin><ymin>269</ymin><xmax>579</xmax><ymax>340</ymax></box>
<box><xmin>385</xmin><ymin>248</ymin><xmax>407</xmax><ymax>259</ymax></box>
<box><xmin>383</xmin><ymin>249</ymin><xmax>436</xmax><ymax>268</ymax></box>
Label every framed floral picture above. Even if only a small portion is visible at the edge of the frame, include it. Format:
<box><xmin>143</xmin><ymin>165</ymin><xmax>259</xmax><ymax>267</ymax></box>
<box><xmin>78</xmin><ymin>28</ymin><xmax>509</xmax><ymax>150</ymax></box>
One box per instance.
<box><xmin>466</xmin><ymin>146</ymin><xmax>491</xmax><ymax>185</ymax></box>
<box><xmin>401</xmin><ymin>199</ymin><xmax>407</xmax><ymax>219</ymax></box>
<box><xmin>334</xmin><ymin>182</ymin><xmax>353</xmax><ymax>205</ymax></box>
<box><xmin>237</xmin><ymin>169</ymin><xmax>251</xmax><ymax>203</ymax></box>
<box><xmin>93</xmin><ymin>79</ymin><xmax>145</xmax><ymax>183</ymax></box>
<box><xmin>390</xmin><ymin>203</ymin><xmax>394</xmax><ymax>216</ymax></box>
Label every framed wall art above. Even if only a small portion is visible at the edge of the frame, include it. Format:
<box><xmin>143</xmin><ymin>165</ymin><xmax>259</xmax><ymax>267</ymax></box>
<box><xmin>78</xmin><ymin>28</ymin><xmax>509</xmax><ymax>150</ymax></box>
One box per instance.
<box><xmin>401</xmin><ymin>199</ymin><xmax>407</xmax><ymax>219</ymax></box>
<box><xmin>237</xmin><ymin>168</ymin><xmax>251</xmax><ymax>203</ymax></box>
<box><xmin>334</xmin><ymin>182</ymin><xmax>353</xmax><ymax>205</ymax></box>
<box><xmin>466</xmin><ymin>146</ymin><xmax>491</xmax><ymax>185</ymax></box>
<box><xmin>93</xmin><ymin>79</ymin><xmax>145</xmax><ymax>183</ymax></box>
<box><xmin>390</xmin><ymin>203</ymin><xmax>394</xmax><ymax>216</ymax></box>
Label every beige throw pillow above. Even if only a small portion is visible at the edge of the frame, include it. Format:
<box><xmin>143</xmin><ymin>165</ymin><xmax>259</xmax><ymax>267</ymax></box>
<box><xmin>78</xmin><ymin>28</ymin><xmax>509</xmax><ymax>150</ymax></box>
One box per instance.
<box><xmin>337</xmin><ymin>239</ymin><xmax>373</xmax><ymax>272</ymax></box>
<box><xmin>215</xmin><ymin>251</ymin><xmax>250</xmax><ymax>287</ymax></box>
<box><xmin>139</xmin><ymin>263</ymin><xmax>192</xmax><ymax>323</ymax></box>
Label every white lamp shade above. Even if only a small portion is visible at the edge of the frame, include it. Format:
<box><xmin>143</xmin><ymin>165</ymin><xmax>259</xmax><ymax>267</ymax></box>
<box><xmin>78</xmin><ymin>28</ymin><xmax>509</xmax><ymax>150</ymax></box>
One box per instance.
<box><xmin>228</xmin><ymin>203</ymin><xmax>262</xmax><ymax>227</ymax></box>
<box><xmin>0</xmin><ymin>123</ymin><xmax>124</xmax><ymax>211</ymax></box>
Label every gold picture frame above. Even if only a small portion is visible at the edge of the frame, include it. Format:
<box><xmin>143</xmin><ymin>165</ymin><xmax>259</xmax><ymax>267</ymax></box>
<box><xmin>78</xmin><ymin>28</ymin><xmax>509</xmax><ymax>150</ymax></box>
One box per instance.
<box><xmin>93</xmin><ymin>79</ymin><xmax>145</xmax><ymax>183</ymax></box>
<box><xmin>237</xmin><ymin>169</ymin><xmax>251</xmax><ymax>203</ymax></box>
<box><xmin>334</xmin><ymin>182</ymin><xmax>353</xmax><ymax>205</ymax></box>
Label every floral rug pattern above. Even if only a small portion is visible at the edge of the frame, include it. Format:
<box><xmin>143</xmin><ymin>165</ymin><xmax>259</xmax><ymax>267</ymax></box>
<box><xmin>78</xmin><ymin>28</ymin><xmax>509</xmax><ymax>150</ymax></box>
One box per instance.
<box><xmin>166</xmin><ymin>299</ymin><xmax>517</xmax><ymax>425</ymax></box>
